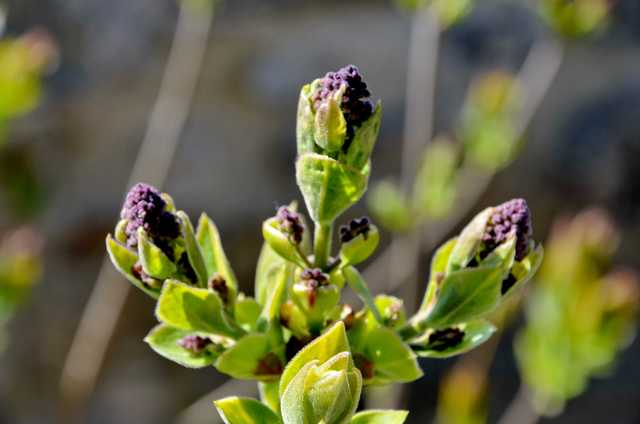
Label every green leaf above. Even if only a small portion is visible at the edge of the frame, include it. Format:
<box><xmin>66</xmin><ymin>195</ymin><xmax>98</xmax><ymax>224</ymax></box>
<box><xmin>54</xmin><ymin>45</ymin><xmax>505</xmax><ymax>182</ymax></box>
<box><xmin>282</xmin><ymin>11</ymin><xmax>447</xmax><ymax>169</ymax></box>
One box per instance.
<box><xmin>425</xmin><ymin>240</ymin><xmax>514</xmax><ymax>328</ymax></box>
<box><xmin>412</xmin><ymin>320</ymin><xmax>496</xmax><ymax>358</ymax></box>
<box><xmin>447</xmin><ymin>208</ymin><xmax>492</xmax><ymax>273</ymax></box>
<box><xmin>296</xmin><ymin>153</ymin><xmax>368</xmax><ymax>224</ymax></box>
<box><xmin>155</xmin><ymin>280</ymin><xmax>243</xmax><ymax>338</ymax></box>
<box><xmin>196</xmin><ymin>213</ymin><xmax>239</xmax><ymax>296</ymax></box>
<box><xmin>257</xmin><ymin>264</ymin><xmax>290</xmax><ymax>331</ymax></box>
<box><xmin>280</xmin><ymin>321</ymin><xmax>350</xmax><ymax>396</ymax></box>
<box><xmin>342</xmin><ymin>102</ymin><xmax>382</xmax><ymax>170</ymax></box>
<box><xmin>234</xmin><ymin>296</ymin><xmax>261</xmax><ymax>332</ymax></box>
<box><xmin>177</xmin><ymin>211</ymin><xmax>209</xmax><ymax>287</ymax></box>
<box><xmin>215</xmin><ymin>333</ymin><xmax>282</xmax><ymax>380</ymax></box>
<box><xmin>259</xmin><ymin>380</ymin><xmax>281</xmax><ymax>415</ymax></box>
<box><xmin>339</xmin><ymin>224</ymin><xmax>380</xmax><ymax>266</ymax></box>
<box><xmin>314</xmin><ymin>88</ymin><xmax>347</xmax><ymax>152</ymax></box>
<box><xmin>360</xmin><ymin>326</ymin><xmax>423</xmax><ymax>385</ymax></box>
<box><xmin>342</xmin><ymin>266</ymin><xmax>383</xmax><ymax>324</ymax></box>
<box><xmin>351</xmin><ymin>410</ymin><xmax>409</xmax><ymax>424</ymax></box>
<box><xmin>502</xmin><ymin>243</ymin><xmax>544</xmax><ymax>300</ymax></box>
<box><xmin>214</xmin><ymin>397</ymin><xmax>281</xmax><ymax>424</ymax></box>
<box><xmin>105</xmin><ymin>235</ymin><xmax>159</xmax><ymax>299</ymax></box>
<box><xmin>137</xmin><ymin>228</ymin><xmax>177</xmax><ymax>279</ymax></box>
<box><xmin>281</xmin><ymin>361</ymin><xmax>317</xmax><ymax>424</ymax></box>
<box><xmin>144</xmin><ymin>324</ymin><xmax>218</xmax><ymax>368</ymax></box>
<box><xmin>419</xmin><ymin>237</ymin><xmax>457</xmax><ymax>312</ymax></box>
<box><xmin>255</xmin><ymin>242</ymin><xmax>286</xmax><ymax>306</ymax></box>
<box><xmin>262</xmin><ymin>218</ymin><xmax>309</xmax><ymax>268</ymax></box>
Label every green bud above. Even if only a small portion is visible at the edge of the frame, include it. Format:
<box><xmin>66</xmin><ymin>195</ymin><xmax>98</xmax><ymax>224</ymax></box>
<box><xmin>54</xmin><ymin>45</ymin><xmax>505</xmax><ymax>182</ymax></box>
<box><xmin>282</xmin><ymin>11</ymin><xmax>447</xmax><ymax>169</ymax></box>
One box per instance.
<box><xmin>314</xmin><ymin>86</ymin><xmax>347</xmax><ymax>152</ymax></box>
<box><xmin>339</xmin><ymin>220</ymin><xmax>380</xmax><ymax>266</ymax></box>
<box><xmin>281</xmin><ymin>352</ymin><xmax>362</xmax><ymax>424</ymax></box>
<box><xmin>262</xmin><ymin>218</ymin><xmax>309</xmax><ymax>268</ymax></box>
<box><xmin>540</xmin><ymin>0</ymin><xmax>610</xmax><ymax>39</ymax></box>
<box><xmin>291</xmin><ymin>269</ymin><xmax>340</xmax><ymax>331</ymax></box>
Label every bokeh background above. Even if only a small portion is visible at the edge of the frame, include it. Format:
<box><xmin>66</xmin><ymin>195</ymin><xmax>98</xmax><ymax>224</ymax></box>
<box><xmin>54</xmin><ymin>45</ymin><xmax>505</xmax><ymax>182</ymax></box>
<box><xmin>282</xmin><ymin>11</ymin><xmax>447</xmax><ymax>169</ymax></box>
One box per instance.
<box><xmin>1</xmin><ymin>0</ymin><xmax>639</xmax><ymax>422</ymax></box>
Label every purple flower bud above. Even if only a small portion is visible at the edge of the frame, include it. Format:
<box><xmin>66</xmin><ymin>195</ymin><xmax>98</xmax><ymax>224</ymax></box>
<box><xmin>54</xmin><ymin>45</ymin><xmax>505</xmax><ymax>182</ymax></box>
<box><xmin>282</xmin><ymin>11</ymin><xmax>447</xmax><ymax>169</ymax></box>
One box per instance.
<box><xmin>276</xmin><ymin>206</ymin><xmax>304</xmax><ymax>244</ymax></box>
<box><xmin>482</xmin><ymin>198</ymin><xmax>532</xmax><ymax>261</ymax></box>
<box><xmin>339</xmin><ymin>217</ymin><xmax>371</xmax><ymax>243</ymax></box>
<box><xmin>120</xmin><ymin>183</ymin><xmax>180</xmax><ymax>249</ymax></box>
<box><xmin>178</xmin><ymin>335</ymin><xmax>212</xmax><ymax>354</ymax></box>
<box><xmin>312</xmin><ymin>65</ymin><xmax>374</xmax><ymax>145</ymax></box>
<box><xmin>301</xmin><ymin>268</ymin><xmax>329</xmax><ymax>286</ymax></box>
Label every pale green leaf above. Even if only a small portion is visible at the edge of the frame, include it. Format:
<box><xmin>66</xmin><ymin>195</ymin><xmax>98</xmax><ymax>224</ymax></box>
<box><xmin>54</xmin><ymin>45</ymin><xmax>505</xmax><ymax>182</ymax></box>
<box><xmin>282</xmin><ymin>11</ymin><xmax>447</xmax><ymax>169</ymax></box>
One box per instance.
<box><xmin>155</xmin><ymin>280</ymin><xmax>243</xmax><ymax>338</ymax></box>
<box><xmin>144</xmin><ymin>324</ymin><xmax>218</xmax><ymax>368</ymax></box>
<box><xmin>214</xmin><ymin>397</ymin><xmax>281</xmax><ymax>424</ymax></box>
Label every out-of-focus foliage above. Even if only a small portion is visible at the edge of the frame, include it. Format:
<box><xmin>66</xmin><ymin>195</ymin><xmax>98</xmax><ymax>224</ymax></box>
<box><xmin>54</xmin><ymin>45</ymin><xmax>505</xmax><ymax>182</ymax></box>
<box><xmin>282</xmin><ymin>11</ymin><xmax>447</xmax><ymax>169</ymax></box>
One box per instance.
<box><xmin>516</xmin><ymin>210</ymin><xmax>639</xmax><ymax>416</ymax></box>
<box><xmin>539</xmin><ymin>0</ymin><xmax>611</xmax><ymax>39</ymax></box>
<box><xmin>459</xmin><ymin>70</ymin><xmax>521</xmax><ymax>172</ymax></box>
<box><xmin>412</xmin><ymin>137</ymin><xmax>460</xmax><ymax>220</ymax></box>
<box><xmin>393</xmin><ymin>0</ymin><xmax>474</xmax><ymax>28</ymax></box>
<box><xmin>0</xmin><ymin>27</ymin><xmax>57</xmax><ymax>146</ymax></box>
<box><xmin>0</xmin><ymin>228</ymin><xmax>43</xmax><ymax>352</ymax></box>
<box><xmin>368</xmin><ymin>70</ymin><xmax>522</xmax><ymax>233</ymax></box>
<box><xmin>436</xmin><ymin>363</ymin><xmax>487</xmax><ymax>424</ymax></box>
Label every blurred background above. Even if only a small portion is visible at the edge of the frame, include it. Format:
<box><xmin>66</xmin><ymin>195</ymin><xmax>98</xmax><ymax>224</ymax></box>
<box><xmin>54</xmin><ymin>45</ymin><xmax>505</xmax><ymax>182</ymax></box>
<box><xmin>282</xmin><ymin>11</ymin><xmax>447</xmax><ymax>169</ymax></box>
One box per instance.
<box><xmin>0</xmin><ymin>0</ymin><xmax>639</xmax><ymax>423</ymax></box>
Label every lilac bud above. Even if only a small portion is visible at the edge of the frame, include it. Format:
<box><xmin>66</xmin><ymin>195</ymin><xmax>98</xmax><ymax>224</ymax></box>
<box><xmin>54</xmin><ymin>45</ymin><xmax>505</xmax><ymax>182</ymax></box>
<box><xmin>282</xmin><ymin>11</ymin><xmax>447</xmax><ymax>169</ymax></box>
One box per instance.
<box><xmin>312</xmin><ymin>65</ymin><xmax>374</xmax><ymax>146</ymax></box>
<box><xmin>339</xmin><ymin>217</ymin><xmax>371</xmax><ymax>243</ymax></box>
<box><xmin>483</xmin><ymin>198</ymin><xmax>532</xmax><ymax>261</ymax></box>
<box><xmin>301</xmin><ymin>268</ymin><xmax>329</xmax><ymax>287</ymax></box>
<box><xmin>276</xmin><ymin>206</ymin><xmax>304</xmax><ymax>244</ymax></box>
<box><xmin>178</xmin><ymin>335</ymin><xmax>212</xmax><ymax>354</ymax></box>
<box><xmin>120</xmin><ymin>183</ymin><xmax>180</xmax><ymax>249</ymax></box>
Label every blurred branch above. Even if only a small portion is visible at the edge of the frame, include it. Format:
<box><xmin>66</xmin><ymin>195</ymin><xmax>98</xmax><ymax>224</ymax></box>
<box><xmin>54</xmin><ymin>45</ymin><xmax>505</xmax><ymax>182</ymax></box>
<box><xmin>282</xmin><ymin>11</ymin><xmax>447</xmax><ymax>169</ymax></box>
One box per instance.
<box><xmin>497</xmin><ymin>385</ymin><xmax>539</xmax><ymax>424</ymax></box>
<box><xmin>58</xmin><ymin>1</ymin><xmax>217</xmax><ymax>419</ymax></box>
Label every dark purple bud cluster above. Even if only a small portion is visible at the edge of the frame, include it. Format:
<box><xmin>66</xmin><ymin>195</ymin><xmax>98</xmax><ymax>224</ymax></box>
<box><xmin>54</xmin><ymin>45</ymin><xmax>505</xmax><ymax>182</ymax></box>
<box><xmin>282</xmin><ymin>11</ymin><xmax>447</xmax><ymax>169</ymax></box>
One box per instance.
<box><xmin>178</xmin><ymin>335</ymin><xmax>212</xmax><ymax>354</ymax></box>
<box><xmin>339</xmin><ymin>217</ymin><xmax>371</xmax><ymax>243</ymax></box>
<box><xmin>313</xmin><ymin>65</ymin><xmax>374</xmax><ymax>143</ymax></box>
<box><xmin>276</xmin><ymin>206</ymin><xmax>304</xmax><ymax>244</ymax></box>
<box><xmin>427</xmin><ymin>328</ymin><xmax>465</xmax><ymax>351</ymax></box>
<box><xmin>483</xmin><ymin>198</ymin><xmax>532</xmax><ymax>261</ymax></box>
<box><xmin>120</xmin><ymin>183</ymin><xmax>180</xmax><ymax>249</ymax></box>
<box><xmin>301</xmin><ymin>268</ymin><xmax>329</xmax><ymax>287</ymax></box>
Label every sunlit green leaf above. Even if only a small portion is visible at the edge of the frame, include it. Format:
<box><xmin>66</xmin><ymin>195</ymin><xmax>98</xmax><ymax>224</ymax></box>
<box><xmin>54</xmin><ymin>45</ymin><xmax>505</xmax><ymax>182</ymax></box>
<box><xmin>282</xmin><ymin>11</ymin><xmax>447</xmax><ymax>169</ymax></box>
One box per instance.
<box><xmin>214</xmin><ymin>397</ymin><xmax>281</xmax><ymax>424</ymax></box>
<box><xmin>144</xmin><ymin>324</ymin><xmax>218</xmax><ymax>368</ymax></box>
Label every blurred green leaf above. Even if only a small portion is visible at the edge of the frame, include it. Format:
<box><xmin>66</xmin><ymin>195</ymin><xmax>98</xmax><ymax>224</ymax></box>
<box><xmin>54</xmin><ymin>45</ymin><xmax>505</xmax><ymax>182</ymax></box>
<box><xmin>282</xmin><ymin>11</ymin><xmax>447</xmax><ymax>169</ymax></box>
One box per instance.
<box><xmin>367</xmin><ymin>180</ymin><xmax>414</xmax><ymax>232</ymax></box>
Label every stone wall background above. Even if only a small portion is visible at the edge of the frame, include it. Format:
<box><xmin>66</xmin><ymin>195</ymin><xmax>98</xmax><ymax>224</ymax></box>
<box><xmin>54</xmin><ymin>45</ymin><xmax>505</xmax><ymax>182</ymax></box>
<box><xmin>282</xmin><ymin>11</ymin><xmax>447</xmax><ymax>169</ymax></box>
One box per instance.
<box><xmin>1</xmin><ymin>0</ymin><xmax>639</xmax><ymax>422</ymax></box>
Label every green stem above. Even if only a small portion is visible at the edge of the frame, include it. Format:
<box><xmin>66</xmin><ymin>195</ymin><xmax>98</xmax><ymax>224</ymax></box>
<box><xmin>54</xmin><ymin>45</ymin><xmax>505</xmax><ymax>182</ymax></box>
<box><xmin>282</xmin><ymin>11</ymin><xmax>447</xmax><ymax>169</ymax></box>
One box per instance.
<box><xmin>314</xmin><ymin>222</ymin><xmax>333</xmax><ymax>270</ymax></box>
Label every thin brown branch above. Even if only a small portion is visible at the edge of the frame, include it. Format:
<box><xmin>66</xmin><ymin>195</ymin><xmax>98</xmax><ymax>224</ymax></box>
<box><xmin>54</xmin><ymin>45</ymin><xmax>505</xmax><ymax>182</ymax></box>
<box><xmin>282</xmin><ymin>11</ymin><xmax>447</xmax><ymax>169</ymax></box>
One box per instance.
<box><xmin>58</xmin><ymin>2</ymin><xmax>217</xmax><ymax>419</ymax></box>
